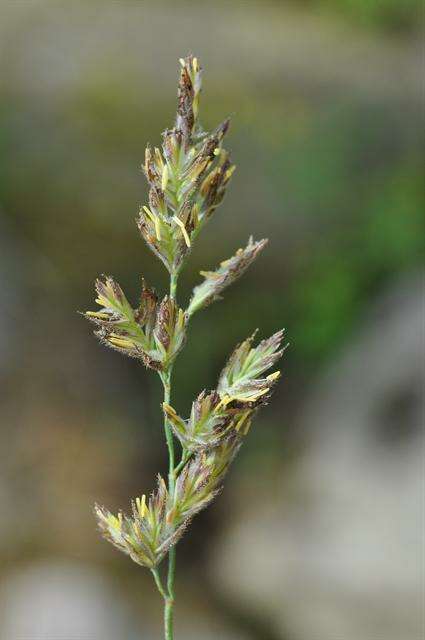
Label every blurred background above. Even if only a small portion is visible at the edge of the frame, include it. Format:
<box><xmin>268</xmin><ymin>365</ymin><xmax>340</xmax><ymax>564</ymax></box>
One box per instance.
<box><xmin>0</xmin><ymin>1</ymin><xmax>424</xmax><ymax>639</ymax></box>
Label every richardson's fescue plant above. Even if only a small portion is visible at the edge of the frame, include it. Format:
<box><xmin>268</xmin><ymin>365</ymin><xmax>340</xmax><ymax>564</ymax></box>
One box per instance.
<box><xmin>85</xmin><ymin>54</ymin><xmax>286</xmax><ymax>640</ymax></box>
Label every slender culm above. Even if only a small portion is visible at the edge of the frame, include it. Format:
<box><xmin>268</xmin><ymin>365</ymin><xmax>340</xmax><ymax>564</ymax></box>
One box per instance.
<box><xmin>85</xmin><ymin>54</ymin><xmax>286</xmax><ymax>639</ymax></box>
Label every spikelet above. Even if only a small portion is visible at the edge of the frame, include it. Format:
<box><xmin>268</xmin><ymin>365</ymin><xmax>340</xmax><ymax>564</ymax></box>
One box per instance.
<box><xmin>138</xmin><ymin>55</ymin><xmax>235</xmax><ymax>274</ymax></box>
<box><xmin>85</xmin><ymin>277</ymin><xmax>186</xmax><ymax>371</ymax></box>
<box><xmin>188</xmin><ymin>237</ymin><xmax>268</xmax><ymax>316</ymax></box>
<box><xmin>163</xmin><ymin>329</ymin><xmax>285</xmax><ymax>452</ymax></box>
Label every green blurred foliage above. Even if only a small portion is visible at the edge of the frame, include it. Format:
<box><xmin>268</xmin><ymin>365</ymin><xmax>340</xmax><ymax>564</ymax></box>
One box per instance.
<box><xmin>297</xmin><ymin>0</ymin><xmax>422</xmax><ymax>33</ymax></box>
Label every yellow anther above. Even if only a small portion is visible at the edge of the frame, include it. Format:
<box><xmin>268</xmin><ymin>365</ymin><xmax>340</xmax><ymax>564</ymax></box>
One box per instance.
<box><xmin>140</xmin><ymin>494</ymin><xmax>147</xmax><ymax>518</ymax></box>
<box><xmin>154</xmin><ymin>147</ymin><xmax>164</xmax><ymax>171</ymax></box>
<box><xmin>193</xmin><ymin>95</ymin><xmax>199</xmax><ymax>118</ymax></box>
<box><xmin>95</xmin><ymin>296</ymin><xmax>108</xmax><ymax>307</ymax></box>
<box><xmin>86</xmin><ymin>311</ymin><xmax>109</xmax><ymax>319</ymax></box>
<box><xmin>135</xmin><ymin>495</ymin><xmax>147</xmax><ymax>518</ymax></box>
<box><xmin>154</xmin><ymin>217</ymin><xmax>161</xmax><ymax>241</ymax></box>
<box><xmin>267</xmin><ymin>371</ymin><xmax>281</xmax><ymax>381</ymax></box>
<box><xmin>191</xmin><ymin>202</ymin><xmax>199</xmax><ymax>225</ymax></box>
<box><xmin>178</xmin><ymin>308</ymin><xmax>185</xmax><ymax>327</ymax></box>
<box><xmin>235</xmin><ymin>411</ymin><xmax>250</xmax><ymax>432</ymax></box>
<box><xmin>242</xmin><ymin>420</ymin><xmax>252</xmax><ymax>435</ymax></box>
<box><xmin>201</xmin><ymin>269</ymin><xmax>220</xmax><ymax>280</ymax></box>
<box><xmin>232</xmin><ymin>388</ymin><xmax>269</xmax><ymax>403</ymax></box>
<box><xmin>172</xmin><ymin>216</ymin><xmax>191</xmax><ymax>247</ymax></box>
<box><xmin>249</xmin><ymin>388</ymin><xmax>269</xmax><ymax>400</ymax></box>
<box><xmin>107</xmin><ymin>514</ymin><xmax>121</xmax><ymax>530</ymax></box>
<box><xmin>179</xmin><ymin>58</ymin><xmax>185</xmax><ymax>68</ymax></box>
<box><xmin>161</xmin><ymin>164</ymin><xmax>169</xmax><ymax>191</ymax></box>
<box><xmin>213</xmin><ymin>147</ymin><xmax>220</xmax><ymax>156</ymax></box>
<box><xmin>111</xmin><ymin>518</ymin><xmax>120</xmax><ymax>530</ymax></box>
<box><xmin>215</xmin><ymin>395</ymin><xmax>231</xmax><ymax>411</ymax></box>
<box><xmin>225</xmin><ymin>166</ymin><xmax>236</xmax><ymax>180</ymax></box>
<box><xmin>192</xmin><ymin>57</ymin><xmax>198</xmax><ymax>72</ymax></box>
<box><xmin>108</xmin><ymin>336</ymin><xmax>134</xmax><ymax>349</ymax></box>
<box><xmin>143</xmin><ymin>206</ymin><xmax>161</xmax><ymax>241</ymax></box>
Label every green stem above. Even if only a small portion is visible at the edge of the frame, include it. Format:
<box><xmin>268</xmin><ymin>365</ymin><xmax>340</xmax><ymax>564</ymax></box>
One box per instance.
<box><xmin>151</xmin><ymin>568</ymin><xmax>167</xmax><ymax>600</ymax></box>
<box><xmin>160</xmin><ymin>367</ymin><xmax>175</xmax><ymax>640</ymax></box>
<box><xmin>164</xmin><ymin>592</ymin><xmax>174</xmax><ymax>640</ymax></box>
<box><xmin>162</xmin><ymin>369</ymin><xmax>175</xmax><ymax>490</ymax></box>
<box><xmin>174</xmin><ymin>450</ymin><xmax>191</xmax><ymax>476</ymax></box>
<box><xmin>152</xmin><ymin>567</ymin><xmax>174</xmax><ymax>639</ymax></box>
<box><xmin>160</xmin><ymin>268</ymin><xmax>180</xmax><ymax>640</ymax></box>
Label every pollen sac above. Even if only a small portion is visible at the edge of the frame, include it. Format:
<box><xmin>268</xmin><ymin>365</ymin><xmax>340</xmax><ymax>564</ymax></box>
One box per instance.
<box><xmin>85</xmin><ymin>277</ymin><xmax>186</xmax><ymax>371</ymax></box>
<box><xmin>187</xmin><ymin>237</ymin><xmax>268</xmax><ymax>316</ymax></box>
<box><xmin>218</xmin><ymin>330</ymin><xmax>286</xmax><ymax>405</ymax></box>
<box><xmin>163</xmin><ymin>390</ymin><xmax>253</xmax><ymax>452</ymax></box>
<box><xmin>138</xmin><ymin>56</ymin><xmax>235</xmax><ymax>274</ymax></box>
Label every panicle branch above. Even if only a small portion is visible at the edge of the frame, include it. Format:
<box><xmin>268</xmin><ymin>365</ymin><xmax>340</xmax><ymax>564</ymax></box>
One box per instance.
<box><xmin>95</xmin><ymin>434</ymin><xmax>241</xmax><ymax>569</ymax></box>
<box><xmin>85</xmin><ymin>276</ymin><xmax>186</xmax><ymax>371</ymax></box>
<box><xmin>187</xmin><ymin>237</ymin><xmax>268</xmax><ymax>316</ymax></box>
<box><xmin>163</xmin><ymin>330</ymin><xmax>286</xmax><ymax>452</ymax></box>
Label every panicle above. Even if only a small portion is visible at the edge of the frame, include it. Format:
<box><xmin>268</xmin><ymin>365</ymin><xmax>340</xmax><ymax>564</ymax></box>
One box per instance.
<box><xmin>138</xmin><ymin>55</ymin><xmax>235</xmax><ymax>274</ymax></box>
<box><xmin>87</xmin><ymin>54</ymin><xmax>286</xmax><ymax>576</ymax></box>
<box><xmin>85</xmin><ymin>276</ymin><xmax>187</xmax><ymax>371</ymax></box>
